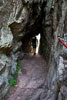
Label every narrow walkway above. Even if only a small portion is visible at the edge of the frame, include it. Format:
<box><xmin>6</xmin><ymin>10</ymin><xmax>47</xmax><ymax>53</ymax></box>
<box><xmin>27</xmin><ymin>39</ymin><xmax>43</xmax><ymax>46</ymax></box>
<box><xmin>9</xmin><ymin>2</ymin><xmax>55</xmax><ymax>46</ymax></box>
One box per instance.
<box><xmin>4</xmin><ymin>54</ymin><xmax>48</xmax><ymax>100</ymax></box>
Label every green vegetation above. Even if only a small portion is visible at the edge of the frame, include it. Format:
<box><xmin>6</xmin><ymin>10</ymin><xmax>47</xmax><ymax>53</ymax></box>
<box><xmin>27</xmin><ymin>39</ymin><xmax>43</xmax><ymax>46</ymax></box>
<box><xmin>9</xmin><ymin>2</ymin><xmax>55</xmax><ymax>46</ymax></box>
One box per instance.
<box><xmin>9</xmin><ymin>58</ymin><xmax>21</xmax><ymax>86</ymax></box>
<box><xmin>9</xmin><ymin>77</ymin><xmax>16</xmax><ymax>86</ymax></box>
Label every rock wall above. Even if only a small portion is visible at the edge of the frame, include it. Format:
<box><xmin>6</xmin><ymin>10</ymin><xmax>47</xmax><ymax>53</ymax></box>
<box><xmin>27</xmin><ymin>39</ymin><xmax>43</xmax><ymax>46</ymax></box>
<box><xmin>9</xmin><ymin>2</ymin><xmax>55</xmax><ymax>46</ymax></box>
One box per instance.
<box><xmin>40</xmin><ymin>0</ymin><xmax>67</xmax><ymax>81</ymax></box>
<box><xmin>0</xmin><ymin>0</ymin><xmax>43</xmax><ymax>99</ymax></box>
<box><xmin>40</xmin><ymin>0</ymin><xmax>67</xmax><ymax>99</ymax></box>
<box><xmin>0</xmin><ymin>0</ymin><xmax>67</xmax><ymax>99</ymax></box>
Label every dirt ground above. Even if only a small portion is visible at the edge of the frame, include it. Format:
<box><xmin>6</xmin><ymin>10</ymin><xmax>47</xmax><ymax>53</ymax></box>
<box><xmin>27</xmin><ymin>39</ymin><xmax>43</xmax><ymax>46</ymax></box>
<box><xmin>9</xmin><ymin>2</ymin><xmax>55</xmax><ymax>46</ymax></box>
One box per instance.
<box><xmin>4</xmin><ymin>54</ymin><xmax>48</xmax><ymax>100</ymax></box>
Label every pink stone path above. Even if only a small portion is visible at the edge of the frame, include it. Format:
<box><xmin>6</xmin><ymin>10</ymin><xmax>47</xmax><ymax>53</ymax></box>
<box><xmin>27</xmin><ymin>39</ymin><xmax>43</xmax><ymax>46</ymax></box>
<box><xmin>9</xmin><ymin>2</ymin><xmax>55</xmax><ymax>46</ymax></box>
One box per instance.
<box><xmin>4</xmin><ymin>54</ymin><xmax>47</xmax><ymax>100</ymax></box>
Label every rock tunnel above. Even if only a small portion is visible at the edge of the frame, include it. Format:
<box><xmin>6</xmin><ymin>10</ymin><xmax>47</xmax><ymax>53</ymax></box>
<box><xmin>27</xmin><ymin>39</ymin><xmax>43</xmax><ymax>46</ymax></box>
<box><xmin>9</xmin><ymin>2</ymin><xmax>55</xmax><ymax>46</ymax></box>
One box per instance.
<box><xmin>0</xmin><ymin>0</ymin><xmax>67</xmax><ymax>100</ymax></box>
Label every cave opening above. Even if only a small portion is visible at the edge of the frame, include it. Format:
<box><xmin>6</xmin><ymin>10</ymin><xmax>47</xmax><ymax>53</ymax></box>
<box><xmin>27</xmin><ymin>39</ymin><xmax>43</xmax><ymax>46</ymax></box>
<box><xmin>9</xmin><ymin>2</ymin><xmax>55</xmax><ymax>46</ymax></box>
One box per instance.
<box><xmin>8</xmin><ymin>0</ymin><xmax>48</xmax><ymax>60</ymax></box>
<box><xmin>22</xmin><ymin>33</ymin><xmax>41</xmax><ymax>55</ymax></box>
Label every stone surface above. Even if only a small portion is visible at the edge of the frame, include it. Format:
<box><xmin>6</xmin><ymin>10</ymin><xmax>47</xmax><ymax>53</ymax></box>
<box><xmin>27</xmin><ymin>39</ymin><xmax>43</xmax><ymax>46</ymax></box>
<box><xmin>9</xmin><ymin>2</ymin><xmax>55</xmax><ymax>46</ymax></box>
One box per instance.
<box><xmin>0</xmin><ymin>0</ymin><xmax>67</xmax><ymax>99</ymax></box>
<box><xmin>58</xmin><ymin>85</ymin><xmax>67</xmax><ymax>100</ymax></box>
<box><xmin>4</xmin><ymin>54</ymin><xmax>47</xmax><ymax>100</ymax></box>
<box><xmin>0</xmin><ymin>0</ymin><xmax>43</xmax><ymax>99</ymax></box>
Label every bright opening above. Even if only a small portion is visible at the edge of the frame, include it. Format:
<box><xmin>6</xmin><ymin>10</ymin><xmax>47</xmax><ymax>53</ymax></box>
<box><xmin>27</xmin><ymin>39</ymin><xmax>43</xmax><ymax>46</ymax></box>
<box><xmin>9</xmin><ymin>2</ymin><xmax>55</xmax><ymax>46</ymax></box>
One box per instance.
<box><xmin>36</xmin><ymin>33</ymin><xmax>41</xmax><ymax>54</ymax></box>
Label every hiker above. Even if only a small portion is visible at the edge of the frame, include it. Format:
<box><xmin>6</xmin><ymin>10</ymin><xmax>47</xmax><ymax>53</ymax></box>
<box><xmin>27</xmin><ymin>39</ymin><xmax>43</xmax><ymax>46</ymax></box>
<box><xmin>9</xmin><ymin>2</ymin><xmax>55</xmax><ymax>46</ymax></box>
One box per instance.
<box><xmin>32</xmin><ymin>37</ymin><xmax>37</xmax><ymax>55</ymax></box>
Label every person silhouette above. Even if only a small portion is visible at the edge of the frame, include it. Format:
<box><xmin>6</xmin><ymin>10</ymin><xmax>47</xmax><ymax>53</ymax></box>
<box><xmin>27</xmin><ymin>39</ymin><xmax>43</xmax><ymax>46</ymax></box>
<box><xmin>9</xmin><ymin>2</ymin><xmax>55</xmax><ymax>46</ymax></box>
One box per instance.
<box><xmin>32</xmin><ymin>37</ymin><xmax>36</xmax><ymax>55</ymax></box>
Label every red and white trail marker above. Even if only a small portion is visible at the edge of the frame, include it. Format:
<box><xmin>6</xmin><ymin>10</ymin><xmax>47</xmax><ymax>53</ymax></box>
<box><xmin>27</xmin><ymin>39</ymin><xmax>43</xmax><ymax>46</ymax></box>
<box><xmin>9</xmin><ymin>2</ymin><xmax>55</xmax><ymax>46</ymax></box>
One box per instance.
<box><xmin>58</xmin><ymin>37</ymin><xmax>67</xmax><ymax>48</ymax></box>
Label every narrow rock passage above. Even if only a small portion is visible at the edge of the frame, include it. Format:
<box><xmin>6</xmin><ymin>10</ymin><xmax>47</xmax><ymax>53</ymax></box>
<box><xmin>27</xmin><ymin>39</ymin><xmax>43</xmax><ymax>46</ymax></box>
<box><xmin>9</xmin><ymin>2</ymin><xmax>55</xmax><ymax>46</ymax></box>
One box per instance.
<box><xmin>4</xmin><ymin>54</ymin><xmax>47</xmax><ymax>100</ymax></box>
